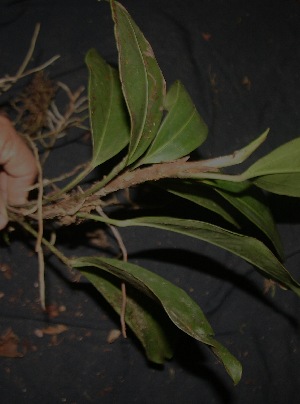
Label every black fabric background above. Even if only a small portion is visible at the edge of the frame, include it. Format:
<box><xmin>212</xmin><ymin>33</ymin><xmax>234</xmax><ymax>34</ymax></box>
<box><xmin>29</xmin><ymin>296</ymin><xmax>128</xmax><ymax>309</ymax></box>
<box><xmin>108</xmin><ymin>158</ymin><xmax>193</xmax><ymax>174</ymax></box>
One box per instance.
<box><xmin>1</xmin><ymin>1</ymin><xmax>300</xmax><ymax>403</ymax></box>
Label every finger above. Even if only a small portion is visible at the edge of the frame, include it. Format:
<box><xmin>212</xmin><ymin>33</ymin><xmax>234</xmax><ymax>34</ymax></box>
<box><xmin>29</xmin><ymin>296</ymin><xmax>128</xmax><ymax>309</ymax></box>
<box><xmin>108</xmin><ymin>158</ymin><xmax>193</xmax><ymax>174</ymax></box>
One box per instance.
<box><xmin>0</xmin><ymin>171</ymin><xmax>8</xmax><ymax>230</ymax></box>
<box><xmin>7</xmin><ymin>169</ymin><xmax>37</xmax><ymax>205</ymax></box>
<box><xmin>0</xmin><ymin>199</ymin><xmax>8</xmax><ymax>229</ymax></box>
<box><xmin>0</xmin><ymin>116</ymin><xmax>37</xmax><ymax>205</ymax></box>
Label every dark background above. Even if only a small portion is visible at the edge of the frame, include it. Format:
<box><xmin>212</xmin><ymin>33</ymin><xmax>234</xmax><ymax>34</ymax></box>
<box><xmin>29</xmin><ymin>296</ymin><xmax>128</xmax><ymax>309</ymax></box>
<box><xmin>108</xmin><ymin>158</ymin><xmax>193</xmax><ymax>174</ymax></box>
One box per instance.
<box><xmin>1</xmin><ymin>0</ymin><xmax>300</xmax><ymax>403</ymax></box>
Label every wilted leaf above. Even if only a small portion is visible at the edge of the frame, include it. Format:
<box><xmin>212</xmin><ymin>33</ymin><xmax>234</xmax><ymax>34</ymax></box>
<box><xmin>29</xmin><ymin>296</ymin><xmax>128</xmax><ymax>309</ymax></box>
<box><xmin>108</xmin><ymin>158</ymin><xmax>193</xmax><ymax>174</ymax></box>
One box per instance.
<box><xmin>73</xmin><ymin>256</ymin><xmax>242</xmax><ymax>384</ymax></box>
<box><xmin>138</xmin><ymin>81</ymin><xmax>208</xmax><ymax>165</ymax></box>
<box><xmin>110</xmin><ymin>0</ymin><xmax>165</xmax><ymax>164</ymax></box>
<box><xmin>86</xmin><ymin>48</ymin><xmax>130</xmax><ymax>167</ymax></box>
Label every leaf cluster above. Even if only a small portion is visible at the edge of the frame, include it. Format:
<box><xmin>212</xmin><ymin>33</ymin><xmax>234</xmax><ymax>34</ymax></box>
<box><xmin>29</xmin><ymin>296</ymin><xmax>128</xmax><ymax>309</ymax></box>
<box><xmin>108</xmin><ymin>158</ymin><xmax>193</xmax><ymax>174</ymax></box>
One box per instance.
<box><xmin>5</xmin><ymin>0</ymin><xmax>300</xmax><ymax>385</ymax></box>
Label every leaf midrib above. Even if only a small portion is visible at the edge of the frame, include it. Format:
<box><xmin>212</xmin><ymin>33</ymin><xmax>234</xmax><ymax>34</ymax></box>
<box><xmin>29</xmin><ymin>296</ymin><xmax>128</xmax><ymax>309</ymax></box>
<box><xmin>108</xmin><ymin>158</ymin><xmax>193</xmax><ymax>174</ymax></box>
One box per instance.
<box><xmin>93</xmin><ymin>66</ymin><xmax>115</xmax><ymax>163</ymax></box>
<box><xmin>122</xmin><ymin>11</ymin><xmax>149</xmax><ymax>159</ymax></box>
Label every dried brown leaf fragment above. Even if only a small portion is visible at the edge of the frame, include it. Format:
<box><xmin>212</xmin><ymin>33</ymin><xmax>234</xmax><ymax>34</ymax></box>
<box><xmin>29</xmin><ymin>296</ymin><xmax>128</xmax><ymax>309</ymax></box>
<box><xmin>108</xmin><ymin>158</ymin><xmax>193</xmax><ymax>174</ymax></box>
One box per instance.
<box><xmin>0</xmin><ymin>328</ymin><xmax>23</xmax><ymax>358</ymax></box>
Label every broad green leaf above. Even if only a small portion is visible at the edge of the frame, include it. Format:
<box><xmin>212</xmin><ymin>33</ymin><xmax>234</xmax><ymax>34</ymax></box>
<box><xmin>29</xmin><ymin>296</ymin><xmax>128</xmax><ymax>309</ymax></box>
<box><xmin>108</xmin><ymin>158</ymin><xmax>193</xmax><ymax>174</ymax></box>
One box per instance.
<box><xmin>235</xmin><ymin>137</ymin><xmax>300</xmax><ymax>196</ymax></box>
<box><xmin>80</xmin><ymin>213</ymin><xmax>300</xmax><ymax>295</ymax></box>
<box><xmin>138</xmin><ymin>81</ymin><xmax>208</xmax><ymax>165</ymax></box>
<box><xmin>110</xmin><ymin>0</ymin><xmax>165</xmax><ymax>164</ymax></box>
<box><xmin>86</xmin><ymin>48</ymin><xmax>130</xmax><ymax>167</ymax></box>
<box><xmin>72</xmin><ymin>256</ymin><xmax>242</xmax><ymax>384</ymax></box>
<box><xmin>208</xmin><ymin>180</ymin><xmax>284</xmax><ymax>259</ymax></box>
<box><xmin>242</xmin><ymin>137</ymin><xmax>300</xmax><ymax>179</ymax></box>
<box><xmin>80</xmin><ymin>269</ymin><xmax>173</xmax><ymax>363</ymax></box>
<box><xmin>158</xmin><ymin>179</ymin><xmax>240</xmax><ymax>228</ymax></box>
<box><xmin>252</xmin><ymin>173</ymin><xmax>300</xmax><ymax>197</ymax></box>
<box><xmin>121</xmin><ymin>216</ymin><xmax>299</xmax><ymax>293</ymax></box>
<box><xmin>127</xmin><ymin>217</ymin><xmax>298</xmax><ymax>293</ymax></box>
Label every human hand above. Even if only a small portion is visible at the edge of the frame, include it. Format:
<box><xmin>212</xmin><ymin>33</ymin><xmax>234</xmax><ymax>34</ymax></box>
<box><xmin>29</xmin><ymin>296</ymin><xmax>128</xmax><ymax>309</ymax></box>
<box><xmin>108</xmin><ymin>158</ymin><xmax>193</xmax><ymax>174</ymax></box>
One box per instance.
<box><xmin>0</xmin><ymin>115</ymin><xmax>37</xmax><ymax>230</ymax></box>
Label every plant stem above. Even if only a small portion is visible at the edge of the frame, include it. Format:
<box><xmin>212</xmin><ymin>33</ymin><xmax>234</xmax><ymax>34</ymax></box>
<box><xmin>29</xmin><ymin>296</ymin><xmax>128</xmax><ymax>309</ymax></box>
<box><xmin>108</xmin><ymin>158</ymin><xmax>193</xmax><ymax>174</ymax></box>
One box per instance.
<box><xmin>76</xmin><ymin>212</ymin><xmax>120</xmax><ymax>226</ymax></box>
<box><xmin>82</xmin><ymin>156</ymin><xmax>128</xmax><ymax>198</ymax></box>
<box><xmin>46</xmin><ymin>162</ymin><xmax>93</xmax><ymax>201</ymax></box>
<box><xmin>94</xmin><ymin>157</ymin><xmax>220</xmax><ymax>197</ymax></box>
<box><xmin>14</xmin><ymin>216</ymin><xmax>71</xmax><ymax>267</ymax></box>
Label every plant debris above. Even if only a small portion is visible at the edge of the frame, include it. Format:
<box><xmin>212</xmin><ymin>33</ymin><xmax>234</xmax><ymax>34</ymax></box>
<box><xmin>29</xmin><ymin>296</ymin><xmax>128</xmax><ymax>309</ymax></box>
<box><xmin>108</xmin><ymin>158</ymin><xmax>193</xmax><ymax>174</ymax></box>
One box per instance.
<box><xmin>107</xmin><ymin>329</ymin><xmax>121</xmax><ymax>344</ymax></box>
<box><xmin>34</xmin><ymin>324</ymin><xmax>68</xmax><ymax>337</ymax></box>
<box><xmin>0</xmin><ymin>263</ymin><xmax>13</xmax><ymax>280</ymax></box>
<box><xmin>12</xmin><ymin>71</ymin><xmax>57</xmax><ymax>134</ymax></box>
<box><xmin>0</xmin><ymin>328</ymin><xmax>23</xmax><ymax>358</ymax></box>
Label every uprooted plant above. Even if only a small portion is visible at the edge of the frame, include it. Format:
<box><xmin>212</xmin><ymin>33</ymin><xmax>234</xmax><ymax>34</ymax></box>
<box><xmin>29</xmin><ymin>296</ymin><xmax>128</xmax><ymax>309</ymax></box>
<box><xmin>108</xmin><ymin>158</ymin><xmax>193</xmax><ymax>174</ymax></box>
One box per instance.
<box><xmin>2</xmin><ymin>0</ymin><xmax>300</xmax><ymax>385</ymax></box>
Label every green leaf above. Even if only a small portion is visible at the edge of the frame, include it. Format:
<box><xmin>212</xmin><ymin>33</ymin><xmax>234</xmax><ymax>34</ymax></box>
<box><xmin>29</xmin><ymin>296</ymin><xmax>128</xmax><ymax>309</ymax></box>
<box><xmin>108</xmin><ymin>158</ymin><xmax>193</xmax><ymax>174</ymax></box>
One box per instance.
<box><xmin>252</xmin><ymin>173</ymin><xmax>300</xmax><ymax>197</ymax></box>
<box><xmin>81</xmin><ymin>213</ymin><xmax>300</xmax><ymax>295</ymax></box>
<box><xmin>110</xmin><ymin>0</ymin><xmax>165</xmax><ymax>164</ymax></box>
<box><xmin>209</xmin><ymin>181</ymin><xmax>284</xmax><ymax>259</ymax></box>
<box><xmin>203</xmin><ymin>179</ymin><xmax>251</xmax><ymax>193</ymax></box>
<box><xmin>122</xmin><ymin>216</ymin><xmax>299</xmax><ymax>293</ymax></box>
<box><xmin>80</xmin><ymin>269</ymin><xmax>173</xmax><ymax>364</ymax></box>
<box><xmin>127</xmin><ymin>216</ymin><xmax>299</xmax><ymax>293</ymax></box>
<box><xmin>160</xmin><ymin>177</ymin><xmax>284</xmax><ymax>259</ymax></box>
<box><xmin>72</xmin><ymin>256</ymin><xmax>242</xmax><ymax>384</ymax></box>
<box><xmin>85</xmin><ymin>48</ymin><xmax>130</xmax><ymax>167</ymax></box>
<box><xmin>235</xmin><ymin>137</ymin><xmax>300</xmax><ymax>196</ymax></box>
<box><xmin>158</xmin><ymin>179</ymin><xmax>240</xmax><ymax>228</ymax></box>
<box><xmin>241</xmin><ymin>137</ymin><xmax>300</xmax><ymax>176</ymax></box>
<box><xmin>138</xmin><ymin>81</ymin><xmax>208</xmax><ymax>165</ymax></box>
<box><xmin>160</xmin><ymin>131</ymin><xmax>269</xmax><ymax>183</ymax></box>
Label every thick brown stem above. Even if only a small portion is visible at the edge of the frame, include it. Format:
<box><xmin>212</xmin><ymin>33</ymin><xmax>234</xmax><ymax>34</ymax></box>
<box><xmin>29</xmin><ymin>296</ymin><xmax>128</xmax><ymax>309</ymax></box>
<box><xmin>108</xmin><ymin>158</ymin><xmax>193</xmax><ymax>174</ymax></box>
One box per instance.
<box><xmin>96</xmin><ymin>157</ymin><xmax>216</xmax><ymax>197</ymax></box>
<box><xmin>9</xmin><ymin>158</ymin><xmax>218</xmax><ymax>224</ymax></box>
